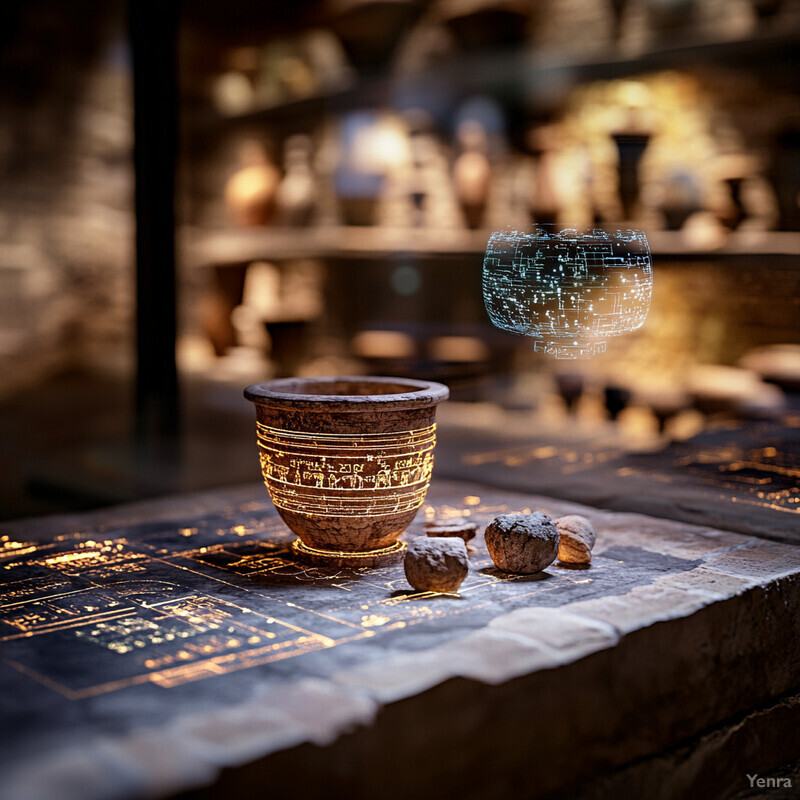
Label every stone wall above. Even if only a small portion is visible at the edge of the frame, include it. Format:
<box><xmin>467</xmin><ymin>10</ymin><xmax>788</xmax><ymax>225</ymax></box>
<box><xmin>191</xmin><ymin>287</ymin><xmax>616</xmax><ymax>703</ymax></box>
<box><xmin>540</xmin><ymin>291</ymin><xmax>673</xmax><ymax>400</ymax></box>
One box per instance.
<box><xmin>0</xmin><ymin>2</ymin><xmax>133</xmax><ymax>399</ymax></box>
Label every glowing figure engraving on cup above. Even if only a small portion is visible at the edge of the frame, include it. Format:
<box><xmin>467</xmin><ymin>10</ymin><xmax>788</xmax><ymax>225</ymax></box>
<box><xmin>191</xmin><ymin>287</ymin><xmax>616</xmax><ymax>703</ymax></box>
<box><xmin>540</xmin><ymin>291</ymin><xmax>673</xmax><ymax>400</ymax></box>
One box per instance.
<box><xmin>256</xmin><ymin>423</ymin><xmax>436</xmax><ymax>518</ymax></box>
<box><xmin>483</xmin><ymin>226</ymin><xmax>652</xmax><ymax>358</ymax></box>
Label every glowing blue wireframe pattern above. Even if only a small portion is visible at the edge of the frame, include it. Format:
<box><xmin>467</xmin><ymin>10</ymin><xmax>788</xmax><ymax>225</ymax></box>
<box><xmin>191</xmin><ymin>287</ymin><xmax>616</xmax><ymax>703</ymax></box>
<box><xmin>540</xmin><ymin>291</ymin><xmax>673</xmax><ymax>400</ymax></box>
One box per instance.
<box><xmin>483</xmin><ymin>226</ymin><xmax>652</xmax><ymax>358</ymax></box>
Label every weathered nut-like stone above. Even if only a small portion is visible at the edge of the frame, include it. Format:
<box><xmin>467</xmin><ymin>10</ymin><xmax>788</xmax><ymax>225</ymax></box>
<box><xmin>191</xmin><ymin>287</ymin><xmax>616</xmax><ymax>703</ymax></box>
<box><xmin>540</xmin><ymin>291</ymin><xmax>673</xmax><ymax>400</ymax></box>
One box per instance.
<box><xmin>484</xmin><ymin>513</ymin><xmax>559</xmax><ymax>574</ymax></box>
<box><xmin>404</xmin><ymin>537</ymin><xmax>469</xmax><ymax>593</ymax></box>
<box><xmin>555</xmin><ymin>515</ymin><xmax>597</xmax><ymax>566</ymax></box>
<box><xmin>424</xmin><ymin>519</ymin><xmax>479</xmax><ymax>542</ymax></box>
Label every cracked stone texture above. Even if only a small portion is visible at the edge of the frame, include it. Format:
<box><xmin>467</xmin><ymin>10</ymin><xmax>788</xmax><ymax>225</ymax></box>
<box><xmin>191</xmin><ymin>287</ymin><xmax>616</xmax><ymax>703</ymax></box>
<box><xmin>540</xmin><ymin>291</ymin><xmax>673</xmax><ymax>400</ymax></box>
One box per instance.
<box><xmin>2</xmin><ymin>479</ymin><xmax>800</xmax><ymax>800</ymax></box>
<box><xmin>403</xmin><ymin>536</ymin><xmax>469</xmax><ymax>593</ymax></box>
<box><xmin>484</xmin><ymin>512</ymin><xmax>560</xmax><ymax>573</ymax></box>
<box><xmin>556</xmin><ymin>514</ymin><xmax>597</xmax><ymax>566</ymax></box>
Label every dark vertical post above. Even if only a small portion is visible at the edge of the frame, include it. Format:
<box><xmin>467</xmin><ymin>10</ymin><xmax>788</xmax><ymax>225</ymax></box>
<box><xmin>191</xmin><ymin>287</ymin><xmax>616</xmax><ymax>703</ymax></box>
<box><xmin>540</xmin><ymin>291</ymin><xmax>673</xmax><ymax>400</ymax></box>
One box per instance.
<box><xmin>129</xmin><ymin>0</ymin><xmax>180</xmax><ymax>457</ymax></box>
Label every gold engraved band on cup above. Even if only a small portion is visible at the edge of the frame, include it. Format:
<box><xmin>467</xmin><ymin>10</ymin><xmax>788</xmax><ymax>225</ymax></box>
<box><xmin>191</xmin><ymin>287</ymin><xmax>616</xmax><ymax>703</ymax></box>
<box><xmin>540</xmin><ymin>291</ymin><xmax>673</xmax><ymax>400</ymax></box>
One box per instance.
<box><xmin>268</xmin><ymin>486</ymin><xmax>429</xmax><ymax>517</ymax></box>
<box><xmin>256</xmin><ymin>423</ymin><xmax>437</xmax><ymax>518</ymax></box>
<box><xmin>256</xmin><ymin>423</ymin><xmax>437</xmax><ymax>451</ymax></box>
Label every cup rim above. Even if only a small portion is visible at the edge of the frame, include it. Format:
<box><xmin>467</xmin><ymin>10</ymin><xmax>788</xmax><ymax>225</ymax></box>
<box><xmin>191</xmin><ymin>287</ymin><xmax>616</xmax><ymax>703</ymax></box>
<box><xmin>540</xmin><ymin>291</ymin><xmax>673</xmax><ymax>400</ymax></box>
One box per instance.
<box><xmin>244</xmin><ymin>375</ymin><xmax>449</xmax><ymax>412</ymax></box>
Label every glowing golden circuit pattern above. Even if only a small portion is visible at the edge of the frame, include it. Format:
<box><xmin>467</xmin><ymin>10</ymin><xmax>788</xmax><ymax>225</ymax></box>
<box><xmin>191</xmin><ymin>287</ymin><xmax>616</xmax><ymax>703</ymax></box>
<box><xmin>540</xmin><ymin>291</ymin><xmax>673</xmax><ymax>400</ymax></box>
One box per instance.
<box><xmin>0</xmin><ymin>495</ymin><xmax>625</xmax><ymax>702</ymax></box>
<box><xmin>256</xmin><ymin>422</ymin><xmax>436</xmax><ymax>517</ymax></box>
<box><xmin>458</xmin><ymin>417</ymin><xmax>800</xmax><ymax>520</ymax></box>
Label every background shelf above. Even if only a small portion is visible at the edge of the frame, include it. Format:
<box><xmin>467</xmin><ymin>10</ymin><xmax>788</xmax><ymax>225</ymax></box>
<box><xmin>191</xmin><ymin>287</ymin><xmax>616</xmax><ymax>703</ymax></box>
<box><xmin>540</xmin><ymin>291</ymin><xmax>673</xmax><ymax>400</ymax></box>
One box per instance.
<box><xmin>184</xmin><ymin>227</ymin><xmax>800</xmax><ymax>268</ymax></box>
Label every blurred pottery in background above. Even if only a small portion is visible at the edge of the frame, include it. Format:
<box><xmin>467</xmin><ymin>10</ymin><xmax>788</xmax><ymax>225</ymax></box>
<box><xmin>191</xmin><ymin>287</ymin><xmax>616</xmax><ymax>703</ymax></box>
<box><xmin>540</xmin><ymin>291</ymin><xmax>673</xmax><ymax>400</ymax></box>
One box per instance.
<box><xmin>263</xmin><ymin>320</ymin><xmax>312</xmax><ymax>378</ymax></box>
<box><xmin>453</xmin><ymin>119</ymin><xmax>492</xmax><ymax>229</ymax></box>
<box><xmin>740</xmin><ymin>345</ymin><xmax>800</xmax><ymax>396</ymax></box>
<box><xmin>555</xmin><ymin>373</ymin><xmax>586</xmax><ymax>415</ymax></box>
<box><xmin>769</xmin><ymin>128</ymin><xmax>800</xmax><ymax>231</ymax></box>
<box><xmin>612</xmin><ymin>132</ymin><xmax>651</xmax><ymax>221</ymax></box>
<box><xmin>335</xmin><ymin>112</ymin><xmax>407</xmax><ymax>225</ymax></box>
<box><xmin>715</xmin><ymin>154</ymin><xmax>759</xmax><ymax>231</ymax></box>
<box><xmin>658</xmin><ymin>171</ymin><xmax>702</xmax><ymax>230</ymax></box>
<box><xmin>225</xmin><ymin>140</ymin><xmax>280</xmax><ymax>227</ymax></box>
<box><xmin>527</xmin><ymin>125</ymin><xmax>561</xmax><ymax>225</ymax></box>
<box><xmin>639</xmin><ymin>388</ymin><xmax>690</xmax><ymax>435</ymax></box>
<box><xmin>328</xmin><ymin>0</ymin><xmax>422</xmax><ymax>73</ymax></box>
<box><xmin>645</xmin><ymin>0</ymin><xmax>695</xmax><ymax>37</ymax></box>
<box><xmin>275</xmin><ymin>135</ymin><xmax>317</xmax><ymax>227</ymax></box>
<box><xmin>604</xmin><ymin>385</ymin><xmax>632</xmax><ymax>422</ymax></box>
<box><xmin>438</xmin><ymin>0</ymin><xmax>530</xmax><ymax>50</ymax></box>
<box><xmin>688</xmin><ymin>364</ymin><xmax>783</xmax><ymax>418</ymax></box>
<box><xmin>607</xmin><ymin>0</ymin><xmax>630</xmax><ymax>42</ymax></box>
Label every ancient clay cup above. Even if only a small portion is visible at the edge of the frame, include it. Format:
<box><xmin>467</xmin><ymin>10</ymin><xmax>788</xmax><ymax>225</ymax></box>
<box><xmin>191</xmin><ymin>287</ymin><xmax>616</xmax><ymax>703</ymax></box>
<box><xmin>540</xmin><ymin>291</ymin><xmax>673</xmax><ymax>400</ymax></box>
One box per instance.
<box><xmin>244</xmin><ymin>376</ymin><xmax>449</xmax><ymax>566</ymax></box>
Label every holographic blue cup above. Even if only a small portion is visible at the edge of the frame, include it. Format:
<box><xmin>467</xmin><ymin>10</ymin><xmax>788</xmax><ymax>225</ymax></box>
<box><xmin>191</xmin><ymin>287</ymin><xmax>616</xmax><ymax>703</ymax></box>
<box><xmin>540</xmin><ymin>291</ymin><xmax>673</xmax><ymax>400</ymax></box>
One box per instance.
<box><xmin>483</xmin><ymin>225</ymin><xmax>652</xmax><ymax>359</ymax></box>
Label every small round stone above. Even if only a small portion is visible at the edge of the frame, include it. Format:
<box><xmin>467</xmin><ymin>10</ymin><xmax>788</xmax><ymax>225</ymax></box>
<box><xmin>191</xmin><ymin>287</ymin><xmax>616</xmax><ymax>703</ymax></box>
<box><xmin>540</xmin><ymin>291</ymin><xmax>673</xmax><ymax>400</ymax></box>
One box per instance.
<box><xmin>555</xmin><ymin>515</ymin><xmax>597</xmax><ymax>566</ymax></box>
<box><xmin>484</xmin><ymin>513</ymin><xmax>559</xmax><ymax>574</ymax></box>
<box><xmin>425</xmin><ymin>519</ymin><xmax>479</xmax><ymax>542</ymax></box>
<box><xmin>404</xmin><ymin>537</ymin><xmax>470</xmax><ymax>593</ymax></box>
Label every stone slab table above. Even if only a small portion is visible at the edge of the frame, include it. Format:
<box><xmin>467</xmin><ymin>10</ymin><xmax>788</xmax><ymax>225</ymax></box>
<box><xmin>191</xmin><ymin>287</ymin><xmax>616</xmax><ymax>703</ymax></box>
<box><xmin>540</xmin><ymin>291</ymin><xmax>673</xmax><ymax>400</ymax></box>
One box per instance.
<box><xmin>436</xmin><ymin>411</ymin><xmax>800</xmax><ymax>543</ymax></box>
<box><xmin>1</xmin><ymin>479</ymin><xmax>799</xmax><ymax>800</ymax></box>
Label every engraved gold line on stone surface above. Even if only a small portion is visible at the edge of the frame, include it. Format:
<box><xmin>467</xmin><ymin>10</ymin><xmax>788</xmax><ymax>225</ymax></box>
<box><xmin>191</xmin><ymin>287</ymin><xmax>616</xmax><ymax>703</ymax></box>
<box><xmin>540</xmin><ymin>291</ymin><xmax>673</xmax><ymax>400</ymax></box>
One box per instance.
<box><xmin>256</xmin><ymin>423</ymin><xmax>437</xmax><ymax>517</ymax></box>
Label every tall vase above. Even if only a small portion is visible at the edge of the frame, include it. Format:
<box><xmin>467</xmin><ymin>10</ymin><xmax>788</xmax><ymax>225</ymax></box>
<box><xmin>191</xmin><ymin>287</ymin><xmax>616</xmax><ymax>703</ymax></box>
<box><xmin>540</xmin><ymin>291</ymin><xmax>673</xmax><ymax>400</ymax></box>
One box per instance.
<box><xmin>612</xmin><ymin>132</ymin><xmax>650</xmax><ymax>221</ymax></box>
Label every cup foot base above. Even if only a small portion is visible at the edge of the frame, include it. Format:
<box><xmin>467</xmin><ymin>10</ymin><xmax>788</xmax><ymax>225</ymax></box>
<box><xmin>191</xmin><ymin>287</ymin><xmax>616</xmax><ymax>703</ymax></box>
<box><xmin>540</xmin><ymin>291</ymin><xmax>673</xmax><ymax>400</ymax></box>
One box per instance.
<box><xmin>292</xmin><ymin>539</ymin><xmax>406</xmax><ymax>568</ymax></box>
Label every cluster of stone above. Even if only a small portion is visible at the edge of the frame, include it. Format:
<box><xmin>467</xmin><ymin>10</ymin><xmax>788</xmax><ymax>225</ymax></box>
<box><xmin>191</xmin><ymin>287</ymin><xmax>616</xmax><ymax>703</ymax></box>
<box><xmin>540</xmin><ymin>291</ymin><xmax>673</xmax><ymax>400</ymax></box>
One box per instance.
<box><xmin>404</xmin><ymin>511</ymin><xmax>598</xmax><ymax>591</ymax></box>
<box><xmin>484</xmin><ymin>511</ymin><xmax>597</xmax><ymax>573</ymax></box>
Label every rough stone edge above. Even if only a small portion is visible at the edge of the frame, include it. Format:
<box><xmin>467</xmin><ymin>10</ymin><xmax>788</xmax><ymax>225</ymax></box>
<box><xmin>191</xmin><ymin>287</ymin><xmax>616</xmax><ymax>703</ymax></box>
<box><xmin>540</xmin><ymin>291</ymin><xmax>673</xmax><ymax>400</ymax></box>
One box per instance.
<box><xmin>8</xmin><ymin>570</ymin><xmax>800</xmax><ymax>800</ymax></box>
<box><xmin>4</xmin><ymin>479</ymin><xmax>800</xmax><ymax>800</ymax></box>
<box><xmin>4</xmin><ymin>678</ymin><xmax>378</xmax><ymax>800</ymax></box>
<box><xmin>173</xmin><ymin>573</ymin><xmax>800</xmax><ymax>800</ymax></box>
<box><xmin>545</xmin><ymin>689</ymin><xmax>800</xmax><ymax>800</ymax></box>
